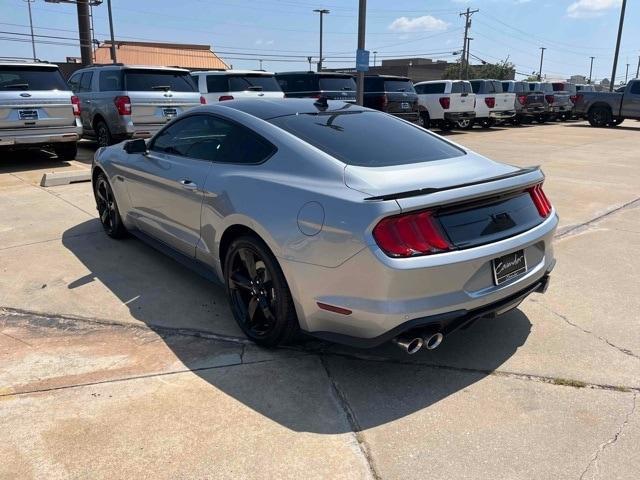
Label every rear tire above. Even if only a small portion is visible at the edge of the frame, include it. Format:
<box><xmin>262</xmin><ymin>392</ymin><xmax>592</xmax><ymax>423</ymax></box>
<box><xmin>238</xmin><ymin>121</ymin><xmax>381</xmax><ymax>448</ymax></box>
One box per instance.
<box><xmin>456</xmin><ymin>118</ymin><xmax>474</xmax><ymax>130</ymax></box>
<box><xmin>95</xmin><ymin>120</ymin><xmax>113</xmax><ymax>148</ymax></box>
<box><xmin>54</xmin><ymin>142</ymin><xmax>78</xmax><ymax>160</ymax></box>
<box><xmin>224</xmin><ymin>236</ymin><xmax>299</xmax><ymax>347</ymax></box>
<box><xmin>418</xmin><ymin>112</ymin><xmax>430</xmax><ymax>129</ymax></box>
<box><xmin>480</xmin><ymin>118</ymin><xmax>494</xmax><ymax>129</ymax></box>
<box><xmin>535</xmin><ymin>114</ymin><xmax>547</xmax><ymax>124</ymax></box>
<box><xmin>588</xmin><ymin>106</ymin><xmax>612</xmax><ymax>128</ymax></box>
<box><xmin>94</xmin><ymin>172</ymin><xmax>127</xmax><ymax>239</ymax></box>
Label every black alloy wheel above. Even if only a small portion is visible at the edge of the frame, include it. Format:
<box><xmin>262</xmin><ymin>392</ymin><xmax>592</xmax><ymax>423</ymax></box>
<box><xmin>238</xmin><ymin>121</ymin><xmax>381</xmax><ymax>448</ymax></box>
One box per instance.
<box><xmin>588</xmin><ymin>106</ymin><xmax>612</xmax><ymax>128</ymax></box>
<box><xmin>225</xmin><ymin>236</ymin><xmax>298</xmax><ymax>347</ymax></box>
<box><xmin>96</xmin><ymin>120</ymin><xmax>113</xmax><ymax>148</ymax></box>
<box><xmin>94</xmin><ymin>173</ymin><xmax>127</xmax><ymax>238</ymax></box>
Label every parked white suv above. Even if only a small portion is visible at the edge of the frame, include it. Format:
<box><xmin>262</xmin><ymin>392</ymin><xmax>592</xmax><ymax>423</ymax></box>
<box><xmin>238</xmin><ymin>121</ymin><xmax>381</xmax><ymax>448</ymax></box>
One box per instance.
<box><xmin>414</xmin><ymin>80</ymin><xmax>476</xmax><ymax>130</ymax></box>
<box><xmin>0</xmin><ymin>62</ymin><xmax>82</xmax><ymax>159</ymax></box>
<box><xmin>468</xmin><ymin>79</ymin><xmax>516</xmax><ymax>128</ymax></box>
<box><xmin>192</xmin><ymin>70</ymin><xmax>284</xmax><ymax>103</ymax></box>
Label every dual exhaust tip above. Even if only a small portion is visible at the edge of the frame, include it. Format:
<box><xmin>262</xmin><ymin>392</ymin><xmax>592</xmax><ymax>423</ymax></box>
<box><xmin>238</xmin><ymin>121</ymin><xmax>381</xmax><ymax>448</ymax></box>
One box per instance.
<box><xmin>392</xmin><ymin>330</ymin><xmax>444</xmax><ymax>354</ymax></box>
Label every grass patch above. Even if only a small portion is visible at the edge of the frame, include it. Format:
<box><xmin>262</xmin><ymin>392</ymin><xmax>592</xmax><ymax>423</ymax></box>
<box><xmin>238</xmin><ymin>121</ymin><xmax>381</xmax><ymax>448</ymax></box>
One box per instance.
<box><xmin>550</xmin><ymin>377</ymin><xmax>587</xmax><ymax>388</ymax></box>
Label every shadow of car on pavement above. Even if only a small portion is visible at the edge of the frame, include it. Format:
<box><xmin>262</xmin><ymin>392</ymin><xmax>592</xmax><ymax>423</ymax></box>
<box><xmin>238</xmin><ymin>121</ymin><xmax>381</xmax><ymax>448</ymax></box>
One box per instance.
<box><xmin>62</xmin><ymin>219</ymin><xmax>531</xmax><ymax>433</ymax></box>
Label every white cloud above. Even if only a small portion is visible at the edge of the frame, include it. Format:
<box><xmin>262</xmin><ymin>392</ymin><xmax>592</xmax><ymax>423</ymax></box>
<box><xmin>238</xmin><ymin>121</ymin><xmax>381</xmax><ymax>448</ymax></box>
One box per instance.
<box><xmin>567</xmin><ymin>0</ymin><xmax>622</xmax><ymax>18</ymax></box>
<box><xmin>388</xmin><ymin>16</ymin><xmax>449</xmax><ymax>33</ymax></box>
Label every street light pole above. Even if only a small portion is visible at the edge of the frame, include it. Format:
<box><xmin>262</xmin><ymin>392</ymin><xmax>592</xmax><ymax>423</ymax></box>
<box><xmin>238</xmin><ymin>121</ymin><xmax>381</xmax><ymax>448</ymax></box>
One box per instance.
<box><xmin>538</xmin><ymin>47</ymin><xmax>546</xmax><ymax>81</ymax></box>
<box><xmin>106</xmin><ymin>0</ymin><xmax>117</xmax><ymax>63</ymax></box>
<box><xmin>625</xmin><ymin>63</ymin><xmax>629</xmax><ymax>84</ymax></box>
<box><xmin>636</xmin><ymin>55</ymin><xmax>640</xmax><ymax>79</ymax></box>
<box><xmin>373</xmin><ymin>51</ymin><xmax>377</xmax><ymax>67</ymax></box>
<box><xmin>588</xmin><ymin>56</ymin><xmax>595</xmax><ymax>84</ymax></box>
<box><xmin>610</xmin><ymin>0</ymin><xmax>626</xmax><ymax>91</ymax></box>
<box><xmin>355</xmin><ymin>0</ymin><xmax>366</xmax><ymax>106</ymax></box>
<box><xmin>313</xmin><ymin>8</ymin><xmax>329</xmax><ymax>72</ymax></box>
<box><xmin>24</xmin><ymin>0</ymin><xmax>36</xmax><ymax>61</ymax></box>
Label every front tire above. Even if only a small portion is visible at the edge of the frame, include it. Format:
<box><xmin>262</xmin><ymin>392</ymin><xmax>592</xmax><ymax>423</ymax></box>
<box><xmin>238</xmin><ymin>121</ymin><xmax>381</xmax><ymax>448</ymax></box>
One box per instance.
<box><xmin>225</xmin><ymin>236</ymin><xmax>299</xmax><ymax>347</ymax></box>
<box><xmin>54</xmin><ymin>142</ymin><xmax>78</xmax><ymax>160</ymax></box>
<box><xmin>588</xmin><ymin>106</ymin><xmax>611</xmax><ymax>127</ymax></box>
<box><xmin>418</xmin><ymin>112</ymin><xmax>430</xmax><ymax>129</ymax></box>
<box><xmin>94</xmin><ymin>172</ymin><xmax>127</xmax><ymax>238</ymax></box>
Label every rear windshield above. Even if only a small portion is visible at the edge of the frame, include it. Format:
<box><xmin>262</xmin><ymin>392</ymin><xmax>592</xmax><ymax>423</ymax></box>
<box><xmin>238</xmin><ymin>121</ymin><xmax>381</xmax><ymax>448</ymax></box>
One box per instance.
<box><xmin>228</xmin><ymin>74</ymin><xmax>282</xmax><ymax>92</ymax></box>
<box><xmin>0</xmin><ymin>66</ymin><xmax>67</xmax><ymax>91</ymax></box>
<box><xmin>384</xmin><ymin>80</ymin><xmax>415</xmax><ymax>93</ymax></box>
<box><xmin>124</xmin><ymin>69</ymin><xmax>197</xmax><ymax>92</ymax></box>
<box><xmin>319</xmin><ymin>77</ymin><xmax>356</xmax><ymax>91</ymax></box>
<box><xmin>451</xmin><ymin>81</ymin><xmax>472</xmax><ymax>94</ymax></box>
<box><xmin>552</xmin><ymin>83</ymin><xmax>567</xmax><ymax>92</ymax></box>
<box><xmin>269</xmin><ymin>110</ymin><xmax>464</xmax><ymax>167</ymax></box>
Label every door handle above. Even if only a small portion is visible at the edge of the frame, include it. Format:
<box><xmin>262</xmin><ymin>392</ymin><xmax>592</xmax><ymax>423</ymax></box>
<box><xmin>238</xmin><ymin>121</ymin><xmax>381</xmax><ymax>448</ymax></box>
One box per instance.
<box><xmin>179</xmin><ymin>179</ymin><xmax>198</xmax><ymax>190</ymax></box>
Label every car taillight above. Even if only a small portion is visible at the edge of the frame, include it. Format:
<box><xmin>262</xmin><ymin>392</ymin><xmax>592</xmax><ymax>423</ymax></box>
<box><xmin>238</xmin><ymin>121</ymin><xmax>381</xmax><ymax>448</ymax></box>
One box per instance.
<box><xmin>438</xmin><ymin>97</ymin><xmax>450</xmax><ymax>109</ymax></box>
<box><xmin>372</xmin><ymin>210</ymin><xmax>451</xmax><ymax>257</ymax></box>
<box><xmin>200</xmin><ymin>96</ymin><xmax>207</xmax><ymax>104</ymax></box>
<box><xmin>484</xmin><ymin>97</ymin><xmax>495</xmax><ymax>108</ymax></box>
<box><xmin>71</xmin><ymin>95</ymin><xmax>81</xmax><ymax>116</ymax></box>
<box><xmin>527</xmin><ymin>183</ymin><xmax>553</xmax><ymax>218</ymax></box>
<box><xmin>219</xmin><ymin>95</ymin><xmax>234</xmax><ymax>101</ymax></box>
<box><xmin>569</xmin><ymin>94</ymin><xmax>578</xmax><ymax>104</ymax></box>
<box><xmin>545</xmin><ymin>94</ymin><xmax>555</xmax><ymax>104</ymax></box>
<box><xmin>517</xmin><ymin>94</ymin><xmax>527</xmax><ymax>105</ymax></box>
<box><xmin>114</xmin><ymin>96</ymin><xmax>131</xmax><ymax>115</ymax></box>
<box><xmin>574</xmin><ymin>93</ymin><xmax>583</xmax><ymax>104</ymax></box>
<box><xmin>377</xmin><ymin>94</ymin><xmax>388</xmax><ymax>110</ymax></box>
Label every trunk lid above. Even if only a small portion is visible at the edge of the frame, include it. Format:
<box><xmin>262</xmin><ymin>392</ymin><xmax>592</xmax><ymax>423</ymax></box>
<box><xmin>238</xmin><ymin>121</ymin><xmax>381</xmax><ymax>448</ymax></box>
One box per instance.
<box><xmin>491</xmin><ymin>93</ymin><xmax>516</xmax><ymax>112</ymax></box>
<box><xmin>448</xmin><ymin>92</ymin><xmax>476</xmax><ymax>112</ymax></box>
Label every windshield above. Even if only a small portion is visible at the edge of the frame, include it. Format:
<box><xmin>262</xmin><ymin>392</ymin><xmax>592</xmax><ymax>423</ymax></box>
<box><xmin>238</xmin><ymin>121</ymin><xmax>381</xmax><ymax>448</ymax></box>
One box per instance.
<box><xmin>384</xmin><ymin>80</ymin><xmax>415</xmax><ymax>93</ymax></box>
<box><xmin>319</xmin><ymin>77</ymin><xmax>356</xmax><ymax>91</ymax></box>
<box><xmin>228</xmin><ymin>75</ymin><xmax>282</xmax><ymax>92</ymax></box>
<box><xmin>124</xmin><ymin>69</ymin><xmax>197</xmax><ymax>92</ymax></box>
<box><xmin>269</xmin><ymin>110</ymin><xmax>464</xmax><ymax>167</ymax></box>
<box><xmin>0</xmin><ymin>66</ymin><xmax>67</xmax><ymax>91</ymax></box>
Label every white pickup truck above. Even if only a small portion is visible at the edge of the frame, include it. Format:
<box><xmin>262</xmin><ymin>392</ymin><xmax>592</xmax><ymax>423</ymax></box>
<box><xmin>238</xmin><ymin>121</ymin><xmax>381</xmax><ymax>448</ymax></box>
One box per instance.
<box><xmin>467</xmin><ymin>79</ymin><xmax>516</xmax><ymax>128</ymax></box>
<box><xmin>414</xmin><ymin>80</ymin><xmax>476</xmax><ymax>130</ymax></box>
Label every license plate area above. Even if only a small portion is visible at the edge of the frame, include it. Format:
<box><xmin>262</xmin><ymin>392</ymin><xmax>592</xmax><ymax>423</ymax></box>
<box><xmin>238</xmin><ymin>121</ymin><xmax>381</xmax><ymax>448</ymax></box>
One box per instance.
<box><xmin>19</xmin><ymin>109</ymin><xmax>39</xmax><ymax>120</ymax></box>
<box><xmin>162</xmin><ymin>107</ymin><xmax>177</xmax><ymax>118</ymax></box>
<box><xmin>492</xmin><ymin>249</ymin><xmax>527</xmax><ymax>285</ymax></box>
<box><xmin>401</xmin><ymin>102</ymin><xmax>410</xmax><ymax>109</ymax></box>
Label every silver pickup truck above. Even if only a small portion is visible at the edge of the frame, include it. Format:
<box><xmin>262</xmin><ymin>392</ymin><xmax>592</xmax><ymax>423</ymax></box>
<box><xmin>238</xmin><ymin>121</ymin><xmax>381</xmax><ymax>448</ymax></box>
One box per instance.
<box><xmin>527</xmin><ymin>82</ymin><xmax>573</xmax><ymax>121</ymax></box>
<box><xmin>573</xmin><ymin>79</ymin><xmax>640</xmax><ymax>127</ymax></box>
<box><xmin>0</xmin><ymin>62</ymin><xmax>82</xmax><ymax>159</ymax></box>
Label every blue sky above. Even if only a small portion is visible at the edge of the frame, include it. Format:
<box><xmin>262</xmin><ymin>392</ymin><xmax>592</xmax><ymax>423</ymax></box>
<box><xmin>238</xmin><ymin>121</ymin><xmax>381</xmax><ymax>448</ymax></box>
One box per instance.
<box><xmin>1</xmin><ymin>0</ymin><xmax>638</xmax><ymax>83</ymax></box>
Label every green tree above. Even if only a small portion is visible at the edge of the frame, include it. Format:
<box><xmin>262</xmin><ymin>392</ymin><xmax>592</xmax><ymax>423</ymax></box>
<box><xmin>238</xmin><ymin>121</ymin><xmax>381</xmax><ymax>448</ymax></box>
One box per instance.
<box><xmin>442</xmin><ymin>60</ymin><xmax>516</xmax><ymax>80</ymax></box>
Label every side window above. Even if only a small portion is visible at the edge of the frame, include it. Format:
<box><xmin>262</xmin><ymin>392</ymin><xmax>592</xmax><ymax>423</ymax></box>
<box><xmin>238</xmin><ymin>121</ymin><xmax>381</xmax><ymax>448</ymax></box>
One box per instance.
<box><xmin>206</xmin><ymin>75</ymin><xmax>229</xmax><ymax>93</ymax></box>
<box><xmin>79</xmin><ymin>71</ymin><xmax>93</xmax><ymax>92</ymax></box>
<box><xmin>68</xmin><ymin>72</ymin><xmax>81</xmax><ymax>91</ymax></box>
<box><xmin>630</xmin><ymin>82</ymin><xmax>640</xmax><ymax>95</ymax></box>
<box><xmin>99</xmin><ymin>70</ymin><xmax>122</xmax><ymax>91</ymax></box>
<box><xmin>150</xmin><ymin>115</ymin><xmax>275</xmax><ymax>164</ymax></box>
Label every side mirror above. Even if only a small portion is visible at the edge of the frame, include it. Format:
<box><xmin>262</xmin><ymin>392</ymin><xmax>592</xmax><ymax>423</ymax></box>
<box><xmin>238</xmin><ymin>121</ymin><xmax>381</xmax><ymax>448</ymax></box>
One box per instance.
<box><xmin>124</xmin><ymin>138</ymin><xmax>147</xmax><ymax>154</ymax></box>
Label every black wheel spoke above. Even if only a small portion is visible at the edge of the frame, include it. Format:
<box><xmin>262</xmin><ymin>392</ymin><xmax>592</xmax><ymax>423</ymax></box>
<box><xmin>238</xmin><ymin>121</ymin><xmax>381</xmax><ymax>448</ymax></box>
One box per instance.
<box><xmin>100</xmin><ymin>208</ymin><xmax>109</xmax><ymax>224</ymax></box>
<box><xmin>239</xmin><ymin>248</ymin><xmax>257</xmax><ymax>278</ymax></box>
<box><xmin>229</xmin><ymin>271</ymin><xmax>252</xmax><ymax>291</ymax></box>
<box><xmin>247</xmin><ymin>297</ymin><xmax>259</xmax><ymax>322</ymax></box>
<box><xmin>96</xmin><ymin>187</ymin><xmax>107</xmax><ymax>204</ymax></box>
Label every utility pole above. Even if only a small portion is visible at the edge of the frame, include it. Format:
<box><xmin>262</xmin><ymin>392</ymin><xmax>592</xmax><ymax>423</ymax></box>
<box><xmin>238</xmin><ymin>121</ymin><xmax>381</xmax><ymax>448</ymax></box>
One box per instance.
<box><xmin>258</xmin><ymin>59</ymin><xmax>263</xmax><ymax>70</ymax></box>
<box><xmin>356</xmin><ymin>0</ymin><xmax>366</xmax><ymax>106</ymax></box>
<box><xmin>588</xmin><ymin>56</ymin><xmax>595</xmax><ymax>84</ymax></box>
<box><xmin>636</xmin><ymin>55</ymin><xmax>640</xmax><ymax>79</ymax></box>
<box><xmin>610</xmin><ymin>0</ymin><xmax>626</xmax><ymax>91</ymax></box>
<box><xmin>538</xmin><ymin>47</ymin><xmax>546</xmax><ymax>81</ymax></box>
<box><xmin>373</xmin><ymin>51</ymin><xmax>377</xmax><ymax>67</ymax></box>
<box><xmin>75</xmin><ymin>0</ymin><xmax>93</xmax><ymax>66</ymax></box>
<box><xmin>106</xmin><ymin>0</ymin><xmax>116</xmax><ymax>63</ymax></box>
<box><xmin>307</xmin><ymin>56</ymin><xmax>313</xmax><ymax>71</ymax></box>
<box><xmin>625</xmin><ymin>63</ymin><xmax>629</xmax><ymax>83</ymax></box>
<box><xmin>465</xmin><ymin>37</ymin><xmax>472</xmax><ymax>80</ymax></box>
<box><xmin>313</xmin><ymin>8</ymin><xmax>329</xmax><ymax>72</ymax></box>
<box><xmin>459</xmin><ymin>7</ymin><xmax>478</xmax><ymax>80</ymax></box>
<box><xmin>23</xmin><ymin>0</ymin><xmax>37</xmax><ymax>61</ymax></box>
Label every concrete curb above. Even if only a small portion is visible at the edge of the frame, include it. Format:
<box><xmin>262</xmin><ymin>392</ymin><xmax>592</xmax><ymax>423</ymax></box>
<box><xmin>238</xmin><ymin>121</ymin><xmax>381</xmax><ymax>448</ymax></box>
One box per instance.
<box><xmin>40</xmin><ymin>170</ymin><xmax>91</xmax><ymax>187</ymax></box>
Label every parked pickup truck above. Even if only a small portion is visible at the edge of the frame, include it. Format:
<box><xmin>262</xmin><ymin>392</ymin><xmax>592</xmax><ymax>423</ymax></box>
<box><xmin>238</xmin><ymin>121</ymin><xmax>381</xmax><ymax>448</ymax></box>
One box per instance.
<box><xmin>468</xmin><ymin>79</ymin><xmax>515</xmax><ymax>128</ymax></box>
<box><xmin>414</xmin><ymin>80</ymin><xmax>476</xmax><ymax>130</ymax></box>
<box><xmin>528</xmin><ymin>82</ymin><xmax>573</xmax><ymax>121</ymax></box>
<box><xmin>502</xmin><ymin>80</ymin><xmax>547</xmax><ymax>124</ymax></box>
<box><xmin>573</xmin><ymin>79</ymin><xmax>640</xmax><ymax>127</ymax></box>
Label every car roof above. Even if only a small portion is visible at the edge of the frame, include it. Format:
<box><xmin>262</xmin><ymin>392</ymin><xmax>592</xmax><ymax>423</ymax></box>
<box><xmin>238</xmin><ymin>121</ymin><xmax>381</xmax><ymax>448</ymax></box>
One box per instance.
<box><xmin>275</xmin><ymin>71</ymin><xmax>354</xmax><ymax>77</ymax></box>
<box><xmin>74</xmin><ymin>64</ymin><xmax>190</xmax><ymax>72</ymax></box>
<box><xmin>192</xmin><ymin>69</ymin><xmax>275</xmax><ymax>76</ymax></box>
<box><xmin>364</xmin><ymin>75</ymin><xmax>410</xmax><ymax>80</ymax></box>
<box><xmin>414</xmin><ymin>80</ymin><xmax>458</xmax><ymax>85</ymax></box>
<box><xmin>206</xmin><ymin>98</ymin><xmax>367</xmax><ymax>120</ymax></box>
<box><xmin>0</xmin><ymin>62</ymin><xmax>59</xmax><ymax>69</ymax></box>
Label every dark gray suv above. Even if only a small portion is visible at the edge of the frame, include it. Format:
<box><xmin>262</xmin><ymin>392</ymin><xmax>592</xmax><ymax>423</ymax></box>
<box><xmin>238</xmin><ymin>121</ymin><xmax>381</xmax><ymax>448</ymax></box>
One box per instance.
<box><xmin>68</xmin><ymin>65</ymin><xmax>201</xmax><ymax>147</ymax></box>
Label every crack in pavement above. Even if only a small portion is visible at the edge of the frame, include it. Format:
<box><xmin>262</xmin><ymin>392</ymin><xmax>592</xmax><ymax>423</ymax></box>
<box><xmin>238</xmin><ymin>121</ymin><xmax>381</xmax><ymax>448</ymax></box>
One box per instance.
<box><xmin>319</xmin><ymin>355</ymin><xmax>381</xmax><ymax>480</ymax></box>
<box><xmin>555</xmin><ymin>197</ymin><xmax>640</xmax><ymax>240</ymax></box>
<box><xmin>579</xmin><ymin>392</ymin><xmax>637</xmax><ymax>480</ymax></box>
<box><xmin>532</xmin><ymin>300</ymin><xmax>640</xmax><ymax>362</ymax></box>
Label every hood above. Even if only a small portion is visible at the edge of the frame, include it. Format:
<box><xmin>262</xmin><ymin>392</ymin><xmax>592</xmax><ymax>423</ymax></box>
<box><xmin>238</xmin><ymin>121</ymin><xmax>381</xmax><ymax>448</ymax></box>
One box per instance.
<box><xmin>343</xmin><ymin>150</ymin><xmax>519</xmax><ymax>198</ymax></box>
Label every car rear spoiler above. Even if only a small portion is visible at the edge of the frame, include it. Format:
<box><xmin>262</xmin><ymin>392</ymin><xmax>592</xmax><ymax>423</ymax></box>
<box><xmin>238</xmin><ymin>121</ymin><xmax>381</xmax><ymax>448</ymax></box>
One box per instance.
<box><xmin>364</xmin><ymin>166</ymin><xmax>542</xmax><ymax>201</ymax></box>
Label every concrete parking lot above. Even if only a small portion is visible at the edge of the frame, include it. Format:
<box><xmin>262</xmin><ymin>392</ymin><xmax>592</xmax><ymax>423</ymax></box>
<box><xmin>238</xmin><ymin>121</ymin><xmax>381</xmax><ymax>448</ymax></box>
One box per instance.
<box><xmin>1</xmin><ymin>122</ymin><xmax>639</xmax><ymax>479</ymax></box>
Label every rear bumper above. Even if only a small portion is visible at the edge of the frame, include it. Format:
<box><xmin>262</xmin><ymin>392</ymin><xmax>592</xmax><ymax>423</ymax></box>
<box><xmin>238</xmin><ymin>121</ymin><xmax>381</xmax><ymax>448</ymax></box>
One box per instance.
<box><xmin>549</xmin><ymin>105</ymin><xmax>573</xmax><ymax>113</ymax></box>
<box><xmin>519</xmin><ymin>106</ymin><xmax>547</xmax><ymax>116</ymax></box>
<box><xmin>282</xmin><ymin>211</ymin><xmax>558</xmax><ymax>347</ymax></box>
<box><xmin>390</xmin><ymin>112</ymin><xmax>420</xmax><ymax>123</ymax></box>
<box><xmin>490</xmin><ymin>110</ymin><xmax>516</xmax><ymax>119</ymax></box>
<box><xmin>444</xmin><ymin>111</ymin><xmax>476</xmax><ymax>121</ymax></box>
<box><xmin>0</xmin><ymin>124</ymin><xmax>82</xmax><ymax>147</ymax></box>
<box><xmin>124</xmin><ymin>123</ymin><xmax>166</xmax><ymax>139</ymax></box>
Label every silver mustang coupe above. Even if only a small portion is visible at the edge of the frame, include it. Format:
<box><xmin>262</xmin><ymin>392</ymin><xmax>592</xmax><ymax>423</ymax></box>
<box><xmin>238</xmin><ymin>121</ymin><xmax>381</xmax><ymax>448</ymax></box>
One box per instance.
<box><xmin>92</xmin><ymin>99</ymin><xmax>557</xmax><ymax>354</ymax></box>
